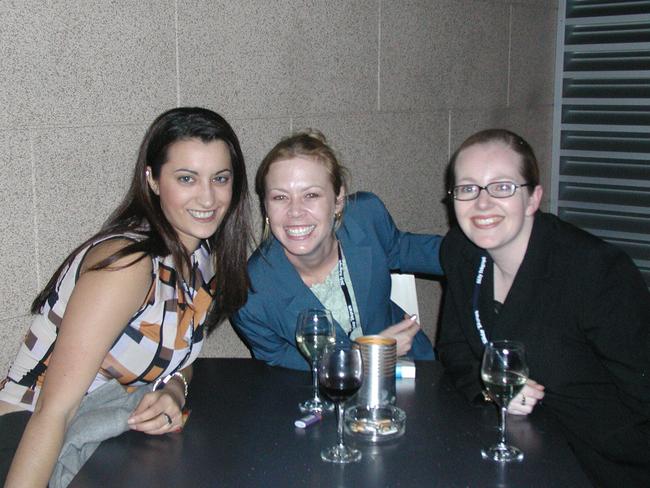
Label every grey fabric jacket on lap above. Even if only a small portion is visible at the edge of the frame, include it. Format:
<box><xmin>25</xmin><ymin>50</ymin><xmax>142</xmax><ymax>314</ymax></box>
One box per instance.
<box><xmin>50</xmin><ymin>380</ymin><xmax>150</xmax><ymax>488</ymax></box>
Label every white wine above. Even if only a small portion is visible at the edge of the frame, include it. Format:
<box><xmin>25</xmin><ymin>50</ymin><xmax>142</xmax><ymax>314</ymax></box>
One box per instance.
<box><xmin>296</xmin><ymin>333</ymin><xmax>335</xmax><ymax>361</ymax></box>
<box><xmin>481</xmin><ymin>371</ymin><xmax>527</xmax><ymax>407</ymax></box>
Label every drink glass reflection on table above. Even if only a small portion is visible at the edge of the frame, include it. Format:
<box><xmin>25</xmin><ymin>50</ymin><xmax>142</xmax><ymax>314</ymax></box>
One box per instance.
<box><xmin>296</xmin><ymin>308</ymin><xmax>336</xmax><ymax>414</ymax></box>
<box><xmin>480</xmin><ymin>340</ymin><xmax>529</xmax><ymax>462</ymax></box>
<box><xmin>318</xmin><ymin>341</ymin><xmax>363</xmax><ymax>463</ymax></box>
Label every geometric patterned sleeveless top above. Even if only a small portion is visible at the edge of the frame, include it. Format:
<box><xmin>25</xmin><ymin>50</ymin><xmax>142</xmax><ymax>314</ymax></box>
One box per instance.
<box><xmin>0</xmin><ymin>231</ymin><xmax>216</xmax><ymax>411</ymax></box>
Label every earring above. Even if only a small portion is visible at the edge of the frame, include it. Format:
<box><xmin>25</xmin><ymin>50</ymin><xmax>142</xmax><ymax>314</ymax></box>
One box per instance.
<box><xmin>333</xmin><ymin>211</ymin><xmax>343</xmax><ymax>230</ymax></box>
<box><xmin>145</xmin><ymin>170</ymin><xmax>150</xmax><ymax>177</ymax></box>
<box><xmin>262</xmin><ymin>216</ymin><xmax>271</xmax><ymax>241</ymax></box>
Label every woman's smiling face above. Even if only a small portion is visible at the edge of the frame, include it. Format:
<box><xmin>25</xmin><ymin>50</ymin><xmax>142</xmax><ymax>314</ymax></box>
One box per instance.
<box><xmin>264</xmin><ymin>156</ymin><xmax>344</xmax><ymax>268</ymax></box>
<box><xmin>147</xmin><ymin>138</ymin><xmax>233</xmax><ymax>251</ymax></box>
<box><xmin>453</xmin><ymin>141</ymin><xmax>541</xmax><ymax>258</ymax></box>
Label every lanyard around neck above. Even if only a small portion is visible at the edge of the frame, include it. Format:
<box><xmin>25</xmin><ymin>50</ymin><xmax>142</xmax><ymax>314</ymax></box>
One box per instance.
<box><xmin>336</xmin><ymin>242</ymin><xmax>359</xmax><ymax>337</ymax></box>
<box><xmin>472</xmin><ymin>254</ymin><xmax>489</xmax><ymax>345</ymax></box>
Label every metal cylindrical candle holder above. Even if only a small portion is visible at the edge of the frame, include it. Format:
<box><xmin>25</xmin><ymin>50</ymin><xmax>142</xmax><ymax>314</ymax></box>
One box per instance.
<box><xmin>354</xmin><ymin>335</ymin><xmax>397</xmax><ymax>407</ymax></box>
<box><xmin>346</xmin><ymin>335</ymin><xmax>405</xmax><ymax>442</ymax></box>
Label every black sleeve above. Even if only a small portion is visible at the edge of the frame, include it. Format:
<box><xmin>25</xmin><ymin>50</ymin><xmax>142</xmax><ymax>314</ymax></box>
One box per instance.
<box><xmin>579</xmin><ymin>245</ymin><xmax>650</xmax><ymax>417</ymax></box>
<box><xmin>437</xmin><ymin>231</ymin><xmax>484</xmax><ymax>402</ymax></box>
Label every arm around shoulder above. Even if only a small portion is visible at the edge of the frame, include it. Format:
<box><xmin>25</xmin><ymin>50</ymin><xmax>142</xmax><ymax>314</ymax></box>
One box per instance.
<box><xmin>349</xmin><ymin>192</ymin><xmax>443</xmax><ymax>275</ymax></box>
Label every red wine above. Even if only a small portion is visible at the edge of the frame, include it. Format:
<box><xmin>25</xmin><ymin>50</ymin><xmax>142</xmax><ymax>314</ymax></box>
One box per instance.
<box><xmin>321</xmin><ymin>379</ymin><xmax>362</xmax><ymax>402</ymax></box>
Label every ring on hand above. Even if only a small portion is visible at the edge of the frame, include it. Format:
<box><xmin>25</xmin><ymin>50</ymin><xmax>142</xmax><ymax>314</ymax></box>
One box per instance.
<box><xmin>521</xmin><ymin>394</ymin><xmax>527</xmax><ymax>406</ymax></box>
<box><xmin>162</xmin><ymin>413</ymin><xmax>172</xmax><ymax>426</ymax></box>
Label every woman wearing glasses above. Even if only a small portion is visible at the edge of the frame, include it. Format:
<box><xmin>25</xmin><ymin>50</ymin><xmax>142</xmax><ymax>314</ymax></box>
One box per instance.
<box><xmin>438</xmin><ymin>129</ymin><xmax>650</xmax><ymax>486</ymax></box>
<box><xmin>232</xmin><ymin>130</ymin><xmax>443</xmax><ymax>370</ymax></box>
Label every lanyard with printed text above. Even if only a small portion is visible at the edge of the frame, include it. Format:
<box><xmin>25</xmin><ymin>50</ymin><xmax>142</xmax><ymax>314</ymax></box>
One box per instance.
<box><xmin>337</xmin><ymin>242</ymin><xmax>359</xmax><ymax>337</ymax></box>
<box><xmin>472</xmin><ymin>254</ymin><xmax>489</xmax><ymax>345</ymax></box>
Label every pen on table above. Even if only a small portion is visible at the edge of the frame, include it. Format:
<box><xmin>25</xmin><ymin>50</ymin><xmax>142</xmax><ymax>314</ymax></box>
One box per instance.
<box><xmin>294</xmin><ymin>412</ymin><xmax>322</xmax><ymax>429</ymax></box>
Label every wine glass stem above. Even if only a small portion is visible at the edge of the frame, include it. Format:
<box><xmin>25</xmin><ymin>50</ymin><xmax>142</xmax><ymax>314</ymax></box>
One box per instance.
<box><xmin>498</xmin><ymin>405</ymin><xmax>508</xmax><ymax>447</ymax></box>
<box><xmin>312</xmin><ymin>359</ymin><xmax>321</xmax><ymax>403</ymax></box>
<box><xmin>336</xmin><ymin>401</ymin><xmax>345</xmax><ymax>448</ymax></box>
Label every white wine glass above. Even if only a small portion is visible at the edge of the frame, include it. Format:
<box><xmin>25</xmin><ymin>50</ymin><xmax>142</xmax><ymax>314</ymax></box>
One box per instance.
<box><xmin>480</xmin><ymin>340</ymin><xmax>529</xmax><ymax>462</ymax></box>
<box><xmin>318</xmin><ymin>341</ymin><xmax>363</xmax><ymax>463</ymax></box>
<box><xmin>296</xmin><ymin>308</ymin><xmax>336</xmax><ymax>414</ymax></box>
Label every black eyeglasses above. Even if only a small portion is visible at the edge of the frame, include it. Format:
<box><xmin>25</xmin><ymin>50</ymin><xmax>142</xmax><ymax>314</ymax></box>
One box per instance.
<box><xmin>449</xmin><ymin>181</ymin><xmax>532</xmax><ymax>201</ymax></box>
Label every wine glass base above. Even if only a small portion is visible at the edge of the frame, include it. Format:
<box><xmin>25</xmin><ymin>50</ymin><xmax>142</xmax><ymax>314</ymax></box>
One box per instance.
<box><xmin>481</xmin><ymin>444</ymin><xmax>524</xmax><ymax>463</ymax></box>
<box><xmin>298</xmin><ymin>399</ymin><xmax>335</xmax><ymax>414</ymax></box>
<box><xmin>321</xmin><ymin>445</ymin><xmax>362</xmax><ymax>464</ymax></box>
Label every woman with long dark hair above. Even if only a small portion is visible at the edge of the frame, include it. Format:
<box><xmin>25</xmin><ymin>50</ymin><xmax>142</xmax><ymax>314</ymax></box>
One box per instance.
<box><xmin>0</xmin><ymin>107</ymin><xmax>251</xmax><ymax>487</ymax></box>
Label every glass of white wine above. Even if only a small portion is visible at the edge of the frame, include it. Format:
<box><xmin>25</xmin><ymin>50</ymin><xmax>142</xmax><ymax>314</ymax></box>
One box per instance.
<box><xmin>296</xmin><ymin>308</ymin><xmax>336</xmax><ymax>414</ymax></box>
<box><xmin>480</xmin><ymin>340</ymin><xmax>529</xmax><ymax>462</ymax></box>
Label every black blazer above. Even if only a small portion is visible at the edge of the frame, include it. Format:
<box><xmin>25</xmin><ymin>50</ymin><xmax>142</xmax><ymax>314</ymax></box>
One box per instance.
<box><xmin>438</xmin><ymin>211</ymin><xmax>650</xmax><ymax>477</ymax></box>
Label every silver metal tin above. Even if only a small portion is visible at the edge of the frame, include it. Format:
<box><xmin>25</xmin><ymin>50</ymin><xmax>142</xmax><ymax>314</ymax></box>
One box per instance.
<box><xmin>354</xmin><ymin>335</ymin><xmax>397</xmax><ymax>407</ymax></box>
<box><xmin>346</xmin><ymin>335</ymin><xmax>406</xmax><ymax>442</ymax></box>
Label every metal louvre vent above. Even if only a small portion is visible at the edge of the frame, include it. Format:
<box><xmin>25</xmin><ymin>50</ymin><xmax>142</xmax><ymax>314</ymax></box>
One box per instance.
<box><xmin>551</xmin><ymin>0</ymin><xmax>650</xmax><ymax>287</ymax></box>
<box><xmin>566</xmin><ymin>0</ymin><xmax>650</xmax><ymax>18</ymax></box>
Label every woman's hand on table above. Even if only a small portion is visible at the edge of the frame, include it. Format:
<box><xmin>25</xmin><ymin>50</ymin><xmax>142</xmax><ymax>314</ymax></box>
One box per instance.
<box><xmin>379</xmin><ymin>314</ymin><xmax>420</xmax><ymax>356</ymax></box>
<box><xmin>507</xmin><ymin>379</ymin><xmax>545</xmax><ymax>416</ymax></box>
<box><xmin>128</xmin><ymin>388</ymin><xmax>184</xmax><ymax>434</ymax></box>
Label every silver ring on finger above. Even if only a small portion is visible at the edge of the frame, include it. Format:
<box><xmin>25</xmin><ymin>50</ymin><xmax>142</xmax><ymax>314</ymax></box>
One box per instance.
<box><xmin>521</xmin><ymin>394</ymin><xmax>526</xmax><ymax>406</ymax></box>
<box><xmin>162</xmin><ymin>412</ymin><xmax>172</xmax><ymax>426</ymax></box>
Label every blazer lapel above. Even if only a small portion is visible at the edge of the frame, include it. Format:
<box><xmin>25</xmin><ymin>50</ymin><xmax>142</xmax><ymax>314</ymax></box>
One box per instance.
<box><xmin>265</xmin><ymin>238</ymin><xmax>323</xmax><ymax>309</ymax></box>
<box><xmin>336</xmin><ymin>214</ymin><xmax>372</xmax><ymax>328</ymax></box>
<box><xmin>264</xmin><ymin>237</ymin><xmax>351</xmax><ymax>337</ymax></box>
<box><xmin>493</xmin><ymin>213</ymin><xmax>553</xmax><ymax>339</ymax></box>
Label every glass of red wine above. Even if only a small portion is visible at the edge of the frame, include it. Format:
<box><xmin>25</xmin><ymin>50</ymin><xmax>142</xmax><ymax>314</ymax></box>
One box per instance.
<box><xmin>318</xmin><ymin>340</ymin><xmax>363</xmax><ymax>463</ymax></box>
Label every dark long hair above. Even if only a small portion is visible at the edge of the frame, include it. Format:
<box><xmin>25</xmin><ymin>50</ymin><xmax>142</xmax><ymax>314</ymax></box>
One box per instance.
<box><xmin>31</xmin><ymin>107</ymin><xmax>252</xmax><ymax>331</ymax></box>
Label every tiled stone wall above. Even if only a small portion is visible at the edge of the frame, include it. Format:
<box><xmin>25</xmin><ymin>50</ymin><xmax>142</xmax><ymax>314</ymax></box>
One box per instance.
<box><xmin>0</xmin><ymin>0</ymin><xmax>557</xmax><ymax>373</ymax></box>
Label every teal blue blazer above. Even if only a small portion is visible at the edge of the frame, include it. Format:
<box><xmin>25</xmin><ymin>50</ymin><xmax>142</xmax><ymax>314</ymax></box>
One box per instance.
<box><xmin>232</xmin><ymin>192</ymin><xmax>443</xmax><ymax>370</ymax></box>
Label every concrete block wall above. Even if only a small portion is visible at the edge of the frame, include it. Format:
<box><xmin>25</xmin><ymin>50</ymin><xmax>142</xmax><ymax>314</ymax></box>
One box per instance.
<box><xmin>0</xmin><ymin>0</ymin><xmax>557</xmax><ymax>373</ymax></box>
